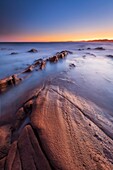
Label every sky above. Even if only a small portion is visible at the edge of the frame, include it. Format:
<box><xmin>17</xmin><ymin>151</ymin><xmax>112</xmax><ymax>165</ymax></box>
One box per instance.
<box><xmin>0</xmin><ymin>0</ymin><xmax>113</xmax><ymax>42</ymax></box>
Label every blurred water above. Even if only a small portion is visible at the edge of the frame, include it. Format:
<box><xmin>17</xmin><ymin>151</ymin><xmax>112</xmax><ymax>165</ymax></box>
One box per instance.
<box><xmin>0</xmin><ymin>42</ymin><xmax>113</xmax><ymax>120</ymax></box>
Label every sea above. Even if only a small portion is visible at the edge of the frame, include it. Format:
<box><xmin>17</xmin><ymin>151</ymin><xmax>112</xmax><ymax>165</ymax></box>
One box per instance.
<box><xmin>0</xmin><ymin>42</ymin><xmax>113</xmax><ymax>120</ymax></box>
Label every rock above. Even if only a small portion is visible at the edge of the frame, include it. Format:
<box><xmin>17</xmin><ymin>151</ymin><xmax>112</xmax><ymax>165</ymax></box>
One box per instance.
<box><xmin>31</xmin><ymin>86</ymin><xmax>113</xmax><ymax>170</ymax></box>
<box><xmin>0</xmin><ymin>76</ymin><xmax>13</xmax><ymax>91</ymax></box>
<box><xmin>28</xmin><ymin>48</ymin><xmax>38</xmax><ymax>53</ymax></box>
<box><xmin>14</xmin><ymin>107</ymin><xmax>26</xmax><ymax>131</ymax></box>
<box><xmin>78</xmin><ymin>49</ymin><xmax>84</xmax><ymax>51</ymax></box>
<box><xmin>87</xmin><ymin>48</ymin><xmax>91</xmax><ymax>50</ymax></box>
<box><xmin>0</xmin><ymin>157</ymin><xmax>6</xmax><ymax>170</ymax></box>
<box><xmin>12</xmin><ymin>74</ymin><xmax>21</xmax><ymax>85</ymax></box>
<box><xmin>58</xmin><ymin>53</ymin><xmax>65</xmax><ymax>59</ymax></box>
<box><xmin>23</xmin><ymin>65</ymin><xmax>34</xmax><ymax>73</ymax></box>
<box><xmin>34</xmin><ymin>59</ymin><xmax>43</xmax><ymax>66</ymax></box>
<box><xmin>106</xmin><ymin>55</ymin><xmax>113</xmax><ymax>58</ymax></box>
<box><xmin>94</xmin><ymin>47</ymin><xmax>105</xmax><ymax>50</ymax></box>
<box><xmin>5</xmin><ymin>125</ymin><xmax>51</xmax><ymax>170</ymax></box>
<box><xmin>10</xmin><ymin>52</ymin><xmax>18</xmax><ymax>55</ymax></box>
<box><xmin>24</xmin><ymin>100</ymin><xmax>33</xmax><ymax>114</ymax></box>
<box><xmin>0</xmin><ymin>75</ymin><xmax>21</xmax><ymax>92</ymax></box>
<box><xmin>69</xmin><ymin>63</ymin><xmax>76</xmax><ymax>68</ymax></box>
<box><xmin>0</xmin><ymin>125</ymin><xmax>11</xmax><ymax>159</ymax></box>
<box><xmin>60</xmin><ymin>50</ymin><xmax>68</xmax><ymax>56</ymax></box>
<box><xmin>49</xmin><ymin>56</ymin><xmax>59</xmax><ymax>62</ymax></box>
<box><xmin>40</xmin><ymin>61</ymin><xmax>46</xmax><ymax>69</ymax></box>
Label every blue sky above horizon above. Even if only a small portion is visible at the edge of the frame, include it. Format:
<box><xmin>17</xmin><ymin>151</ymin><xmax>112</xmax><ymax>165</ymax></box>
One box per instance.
<box><xmin>0</xmin><ymin>0</ymin><xmax>113</xmax><ymax>42</ymax></box>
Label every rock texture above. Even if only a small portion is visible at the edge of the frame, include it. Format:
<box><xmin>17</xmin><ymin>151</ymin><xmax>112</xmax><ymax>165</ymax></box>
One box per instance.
<box><xmin>0</xmin><ymin>85</ymin><xmax>113</xmax><ymax>170</ymax></box>
<box><xmin>5</xmin><ymin>125</ymin><xmax>51</xmax><ymax>170</ymax></box>
<box><xmin>30</xmin><ymin>86</ymin><xmax>113</xmax><ymax>170</ymax></box>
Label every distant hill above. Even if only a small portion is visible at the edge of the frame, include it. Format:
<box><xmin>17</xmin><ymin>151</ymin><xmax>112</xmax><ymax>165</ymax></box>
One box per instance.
<box><xmin>86</xmin><ymin>39</ymin><xmax>113</xmax><ymax>43</ymax></box>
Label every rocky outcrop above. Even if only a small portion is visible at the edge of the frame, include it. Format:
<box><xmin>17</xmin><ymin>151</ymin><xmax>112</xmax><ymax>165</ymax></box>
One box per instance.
<box><xmin>0</xmin><ymin>125</ymin><xmax>11</xmax><ymax>159</ymax></box>
<box><xmin>40</xmin><ymin>61</ymin><xmax>46</xmax><ymax>70</ymax></box>
<box><xmin>0</xmin><ymin>74</ymin><xmax>21</xmax><ymax>92</ymax></box>
<box><xmin>28</xmin><ymin>48</ymin><xmax>38</xmax><ymax>53</ymax></box>
<box><xmin>5</xmin><ymin>125</ymin><xmax>51</xmax><ymax>170</ymax></box>
<box><xmin>23</xmin><ymin>65</ymin><xmax>34</xmax><ymax>73</ymax></box>
<box><xmin>94</xmin><ymin>47</ymin><xmax>105</xmax><ymax>50</ymax></box>
<box><xmin>30</xmin><ymin>86</ymin><xmax>113</xmax><ymax>170</ymax></box>
<box><xmin>49</xmin><ymin>50</ymin><xmax>71</xmax><ymax>63</ymax></box>
<box><xmin>0</xmin><ymin>50</ymin><xmax>72</xmax><ymax>93</ymax></box>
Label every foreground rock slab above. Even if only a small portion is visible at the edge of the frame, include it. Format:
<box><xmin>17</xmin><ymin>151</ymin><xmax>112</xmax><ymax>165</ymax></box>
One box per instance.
<box><xmin>31</xmin><ymin>86</ymin><xmax>113</xmax><ymax>170</ymax></box>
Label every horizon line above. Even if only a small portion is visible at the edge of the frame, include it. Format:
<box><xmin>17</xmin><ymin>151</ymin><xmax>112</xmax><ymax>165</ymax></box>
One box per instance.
<box><xmin>0</xmin><ymin>38</ymin><xmax>113</xmax><ymax>43</ymax></box>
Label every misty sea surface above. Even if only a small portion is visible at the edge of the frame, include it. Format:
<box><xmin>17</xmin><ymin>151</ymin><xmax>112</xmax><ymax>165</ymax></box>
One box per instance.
<box><xmin>0</xmin><ymin>42</ymin><xmax>113</xmax><ymax>119</ymax></box>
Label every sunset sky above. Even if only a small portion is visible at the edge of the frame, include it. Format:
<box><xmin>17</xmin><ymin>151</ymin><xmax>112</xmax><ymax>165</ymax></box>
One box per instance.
<box><xmin>0</xmin><ymin>0</ymin><xmax>113</xmax><ymax>42</ymax></box>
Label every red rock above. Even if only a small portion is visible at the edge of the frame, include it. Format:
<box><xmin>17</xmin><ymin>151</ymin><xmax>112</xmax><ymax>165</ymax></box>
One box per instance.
<box><xmin>0</xmin><ymin>125</ymin><xmax>11</xmax><ymax>159</ymax></box>
<box><xmin>40</xmin><ymin>61</ymin><xmax>46</xmax><ymax>69</ymax></box>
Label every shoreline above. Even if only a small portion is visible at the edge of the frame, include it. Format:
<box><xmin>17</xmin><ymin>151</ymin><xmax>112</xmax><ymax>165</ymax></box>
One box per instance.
<box><xmin>0</xmin><ymin>47</ymin><xmax>113</xmax><ymax>169</ymax></box>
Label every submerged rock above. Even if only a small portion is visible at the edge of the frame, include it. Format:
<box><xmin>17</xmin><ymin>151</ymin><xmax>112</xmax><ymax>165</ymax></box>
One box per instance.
<box><xmin>94</xmin><ymin>47</ymin><xmax>105</xmax><ymax>50</ymax></box>
<box><xmin>28</xmin><ymin>48</ymin><xmax>38</xmax><ymax>53</ymax></box>
<box><xmin>69</xmin><ymin>63</ymin><xmax>76</xmax><ymax>68</ymax></box>
<box><xmin>10</xmin><ymin>52</ymin><xmax>18</xmax><ymax>55</ymax></box>
<box><xmin>106</xmin><ymin>55</ymin><xmax>113</xmax><ymax>58</ymax></box>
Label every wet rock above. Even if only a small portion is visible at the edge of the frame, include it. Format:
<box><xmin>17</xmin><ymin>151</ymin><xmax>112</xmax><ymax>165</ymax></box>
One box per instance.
<box><xmin>94</xmin><ymin>47</ymin><xmax>105</xmax><ymax>50</ymax></box>
<box><xmin>24</xmin><ymin>100</ymin><xmax>33</xmax><ymax>114</ymax></box>
<box><xmin>0</xmin><ymin>125</ymin><xmax>11</xmax><ymax>159</ymax></box>
<box><xmin>0</xmin><ymin>76</ymin><xmax>13</xmax><ymax>91</ymax></box>
<box><xmin>49</xmin><ymin>55</ymin><xmax>59</xmax><ymax>62</ymax></box>
<box><xmin>40</xmin><ymin>61</ymin><xmax>46</xmax><ymax>69</ymax></box>
<box><xmin>23</xmin><ymin>65</ymin><xmax>34</xmax><ymax>73</ymax></box>
<box><xmin>69</xmin><ymin>63</ymin><xmax>76</xmax><ymax>68</ymax></box>
<box><xmin>34</xmin><ymin>59</ymin><xmax>43</xmax><ymax>66</ymax></box>
<box><xmin>106</xmin><ymin>55</ymin><xmax>113</xmax><ymax>58</ymax></box>
<box><xmin>12</xmin><ymin>74</ymin><xmax>21</xmax><ymax>85</ymax></box>
<box><xmin>10</xmin><ymin>52</ymin><xmax>18</xmax><ymax>55</ymax></box>
<box><xmin>12</xmin><ymin>107</ymin><xmax>26</xmax><ymax>132</ymax></box>
<box><xmin>60</xmin><ymin>50</ymin><xmax>68</xmax><ymax>56</ymax></box>
<box><xmin>0</xmin><ymin>74</ymin><xmax>21</xmax><ymax>91</ymax></box>
<box><xmin>78</xmin><ymin>48</ymin><xmax>84</xmax><ymax>51</ymax></box>
<box><xmin>28</xmin><ymin>48</ymin><xmax>38</xmax><ymax>53</ymax></box>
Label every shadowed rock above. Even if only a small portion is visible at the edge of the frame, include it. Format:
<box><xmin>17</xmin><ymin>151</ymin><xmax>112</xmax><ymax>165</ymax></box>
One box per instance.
<box><xmin>10</xmin><ymin>52</ymin><xmax>18</xmax><ymax>55</ymax></box>
<box><xmin>106</xmin><ymin>55</ymin><xmax>113</xmax><ymax>58</ymax></box>
<box><xmin>94</xmin><ymin>47</ymin><xmax>105</xmax><ymax>50</ymax></box>
<box><xmin>5</xmin><ymin>125</ymin><xmax>51</xmax><ymax>170</ymax></box>
<box><xmin>34</xmin><ymin>59</ymin><xmax>43</xmax><ymax>66</ymax></box>
<box><xmin>49</xmin><ymin>55</ymin><xmax>59</xmax><ymax>62</ymax></box>
<box><xmin>0</xmin><ymin>125</ymin><xmax>11</xmax><ymax>159</ymax></box>
<box><xmin>23</xmin><ymin>65</ymin><xmax>34</xmax><ymax>73</ymax></box>
<box><xmin>28</xmin><ymin>48</ymin><xmax>38</xmax><ymax>53</ymax></box>
<box><xmin>69</xmin><ymin>63</ymin><xmax>76</xmax><ymax>68</ymax></box>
